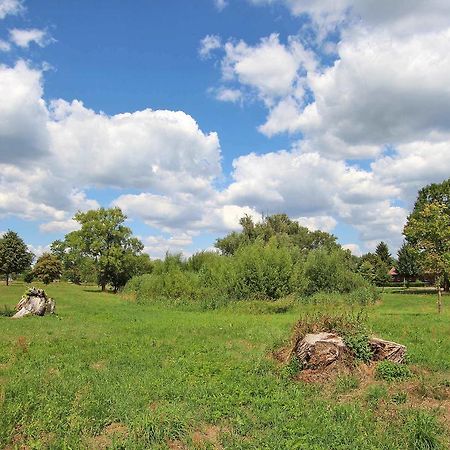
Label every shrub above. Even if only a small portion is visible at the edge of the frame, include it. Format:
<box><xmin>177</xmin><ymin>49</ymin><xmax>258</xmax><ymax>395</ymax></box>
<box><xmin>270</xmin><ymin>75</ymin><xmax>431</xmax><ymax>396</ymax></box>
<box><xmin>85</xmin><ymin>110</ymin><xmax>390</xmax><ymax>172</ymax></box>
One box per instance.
<box><xmin>300</xmin><ymin>249</ymin><xmax>369</xmax><ymax>296</ymax></box>
<box><xmin>230</xmin><ymin>239</ymin><xmax>294</xmax><ymax>300</ymax></box>
<box><xmin>125</xmin><ymin>268</ymin><xmax>227</xmax><ymax>309</ymax></box>
<box><xmin>22</xmin><ymin>270</ymin><xmax>34</xmax><ymax>283</ymax></box>
<box><xmin>348</xmin><ymin>285</ymin><xmax>379</xmax><ymax>305</ymax></box>
<box><xmin>375</xmin><ymin>361</ymin><xmax>412</xmax><ymax>381</ymax></box>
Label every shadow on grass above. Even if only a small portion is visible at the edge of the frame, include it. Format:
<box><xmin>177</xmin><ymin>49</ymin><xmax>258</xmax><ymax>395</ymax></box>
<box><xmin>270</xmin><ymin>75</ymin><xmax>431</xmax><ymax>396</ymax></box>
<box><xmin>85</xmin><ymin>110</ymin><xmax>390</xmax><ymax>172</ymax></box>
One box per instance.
<box><xmin>82</xmin><ymin>288</ymin><xmax>117</xmax><ymax>295</ymax></box>
<box><xmin>389</xmin><ymin>288</ymin><xmax>442</xmax><ymax>296</ymax></box>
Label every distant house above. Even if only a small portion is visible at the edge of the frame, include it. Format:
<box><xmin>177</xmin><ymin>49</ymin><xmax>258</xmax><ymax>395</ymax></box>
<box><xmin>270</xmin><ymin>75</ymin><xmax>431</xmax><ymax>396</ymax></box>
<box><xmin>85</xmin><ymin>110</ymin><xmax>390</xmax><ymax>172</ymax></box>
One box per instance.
<box><xmin>388</xmin><ymin>267</ymin><xmax>432</xmax><ymax>285</ymax></box>
<box><xmin>388</xmin><ymin>267</ymin><xmax>403</xmax><ymax>283</ymax></box>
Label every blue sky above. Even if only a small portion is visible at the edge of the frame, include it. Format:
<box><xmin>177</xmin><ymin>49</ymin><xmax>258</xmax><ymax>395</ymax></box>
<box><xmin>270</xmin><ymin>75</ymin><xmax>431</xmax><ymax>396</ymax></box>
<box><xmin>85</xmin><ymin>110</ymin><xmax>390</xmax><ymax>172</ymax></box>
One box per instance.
<box><xmin>1</xmin><ymin>0</ymin><xmax>450</xmax><ymax>258</ymax></box>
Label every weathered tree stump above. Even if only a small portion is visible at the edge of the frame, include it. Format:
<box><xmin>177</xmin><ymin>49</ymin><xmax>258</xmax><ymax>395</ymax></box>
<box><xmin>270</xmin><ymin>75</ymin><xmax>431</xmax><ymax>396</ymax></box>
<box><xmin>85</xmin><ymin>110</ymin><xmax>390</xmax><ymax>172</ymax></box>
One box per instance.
<box><xmin>12</xmin><ymin>287</ymin><xmax>55</xmax><ymax>319</ymax></box>
<box><xmin>369</xmin><ymin>337</ymin><xmax>406</xmax><ymax>363</ymax></box>
<box><xmin>294</xmin><ymin>333</ymin><xmax>407</xmax><ymax>369</ymax></box>
<box><xmin>295</xmin><ymin>332</ymin><xmax>348</xmax><ymax>369</ymax></box>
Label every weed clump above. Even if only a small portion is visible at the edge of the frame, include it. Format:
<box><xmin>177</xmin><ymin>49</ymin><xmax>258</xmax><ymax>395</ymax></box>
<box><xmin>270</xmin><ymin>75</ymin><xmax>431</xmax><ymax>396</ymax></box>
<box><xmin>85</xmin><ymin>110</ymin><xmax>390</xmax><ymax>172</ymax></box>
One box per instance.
<box><xmin>375</xmin><ymin>361</ymin><xmax>412</xmax><ymax>381</ymax></box>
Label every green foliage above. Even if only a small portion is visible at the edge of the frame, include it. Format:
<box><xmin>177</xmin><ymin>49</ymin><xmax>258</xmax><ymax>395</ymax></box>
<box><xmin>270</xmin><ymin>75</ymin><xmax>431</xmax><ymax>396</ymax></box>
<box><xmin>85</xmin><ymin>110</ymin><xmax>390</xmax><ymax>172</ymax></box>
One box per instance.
<box><xmin>405</xmin><ymin>178</ymin><xmax>450</xmax><ymax>295</ymax></box>
<box><xmin>375</xmin><ymin>241</ymin><xmax>393</xmax><ymax>266</ymax></box>
<box><xmin>125</xmin><ymin>215</ymin><xmax>374</xmax><ymax>305</ymax></box>
<box><xmin>391</xmin><ymin>391</ymin><xmax>407</xmax><ymax>404</ymax></box>
<box><xmin>33</xmin><ymin>253</ymin><xmax>62</xmax><ymax>284</ymax></box>
<box><xmin>397</xmin><ymin>243</ymin><xmax>420</xmax><ymax>279</ymax></box>
<box><xmin>404</xmin><ymin>201</ymin><xmax>450</xmax><ymax>287</ymax></box>
<box><xmin>60</xmin><ymin>207</ymin><xmax>145</xmax><ymax>291</ymax></box>
<box><xmin>230</xmin><ymin>239</ymin><xmax>294</xmax><ymax>300</ymax></box>
<box><xmin>0</xmin><ymin>304</ymin><xmax>14</xmax><ymax>317</ymax></box>
<box><xmin>186</xmin><ymin>251</ymin><xmax>220</xmax><ymax>272</ymax></box>
<box><xmin>301</xmin><ymin>248</ymin><xmax>368</xmax><ymax>295</ymax></box>
<box><xmin>51</xmin><ymin>239</ymin><xmax>96</xmax><ymax>284</ymax></box>
<box><xmin>215</xmin><ymin>213</ymin><xmax>338</xmax><ymax>256</ymax></box>
<box><xmin>0</xmin><ymin>230</ymin><xmax>33</xmax><ymax>285</ymax></box>
<box><xmin>359</xmin><ymin>252</ymin><xmax>390</xmax><ymax>286</ymax></box>
<box><xmin>375</xmin><ymin>361</ymin><xmax>412</xmax><ymax>381</ymax></box>
<box><xmin>407</xmin><ymin>411</ymin><xmax>443</xmax><ymax>450</ymax></box>
<box><xmin>365</xmin><ymin>384</ymin><xmax>388</xmax><ymax>408</ymax></box>
<box><xmin>348</xmin><ymin>285</ymin><xmax>380</xmax><ymax>305</ymax></box>
<box><xmin>280</xmin><ymin>355</ymin><xmax>302</xmax><ymax>380</ymax></box>
<box><xmin>22</xmin><ymin>270</ymin><xmax>34</xmax><ymax>283</ymax></box>
<box><xmin>344</xmin><ymin>331</ymin><xmax>373</xmax><ymax>363</ymax></box>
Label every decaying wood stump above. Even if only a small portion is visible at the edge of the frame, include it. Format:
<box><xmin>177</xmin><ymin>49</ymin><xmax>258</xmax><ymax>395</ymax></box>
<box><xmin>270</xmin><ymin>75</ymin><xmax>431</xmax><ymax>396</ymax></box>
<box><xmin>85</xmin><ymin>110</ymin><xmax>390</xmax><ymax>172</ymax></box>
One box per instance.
<box><xmin>369</xmin><ymin>337</ymin><xmax>406</xmax><ymax>363</ymax></box>
<box><xmin>12</xmin><ymin>287</ymin><xmax>55</xmax><ymax>319</ymax></box>
<box><xmin>295</xmin><ymin>332</ymin><xmax>348</xmax><ymax>369</ymax></box>
<box><xmin>294</xmin><ymin>333</ymin><xmax>407</xmax><ymax>369</ymax></box>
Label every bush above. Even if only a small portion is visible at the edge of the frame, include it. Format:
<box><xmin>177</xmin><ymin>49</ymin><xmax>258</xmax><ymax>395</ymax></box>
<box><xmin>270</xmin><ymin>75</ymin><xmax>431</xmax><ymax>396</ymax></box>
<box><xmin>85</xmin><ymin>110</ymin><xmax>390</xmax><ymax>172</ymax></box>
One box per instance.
<box><xmin>230</xmin><ymin>239</ymin><xmax>294</xmax><ymax>300</ymax></box>
<box><xmin>348</xmin><ymin>285</ymin><xmax>379</xmax><ymax>305</ymax></box>
<box><xmin>125</xmin><ymin>238</ymin><xmax>377</xmax><ymax>308</ymax></box>
<box><xmin>125</xmin><ymin>268</ymin><xmax>228</xmax><ymax>309</ymax></box>
<box><xmin>375</xmin><ymin>361</ymin><xmax>412</xmax><ymax>381</ymax></box>
<box><xmin>22</xmin><ymin>271</ymin><xmax>34</xmax><ymax>283</ymax></box>
<box><xmin>300</xmin><ymin>249</ymin><xmax>369</xmax><ymax>296</ymax></box>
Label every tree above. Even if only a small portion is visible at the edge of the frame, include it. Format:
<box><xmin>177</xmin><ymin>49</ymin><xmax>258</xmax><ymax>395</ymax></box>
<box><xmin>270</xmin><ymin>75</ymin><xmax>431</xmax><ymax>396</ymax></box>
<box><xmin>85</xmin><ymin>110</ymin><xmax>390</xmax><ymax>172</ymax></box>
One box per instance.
<box><xmin>0</xmin><ymin>230</ymin><xmax>33</xmax><ymax>285</ymax></box>
<box><xmin>68</xmin><ymin>207</ymin><xmax>144</xmax><ymax>292</ymax></box>
<box><xmin>409</xmin><ymin>178</ymin><xmax>450</xmax><ymax>291</ymax></box>
<box><xmin>51</xmin><ymin>238</ymin><xmax>96</xmax><ymax>284</ymax></box>
<box><xmin>397</xmin><ymin>243</ymin><xmax>420</xmax><ymax>284</ymax></box>
<box><xmin>215</xmin><ymin>214</ymin><xmax>339</xmax><ymax>256</ymax></box>
<box><xmin>404</xmin><ymin>202</ymin><xmax>450</xmax><ymax>313</ymax></box>
<box><xmin>33</xmin><ymin>253</ymin><xmax>62</xmax><ymax>284</ymax></box>
<box><xmin>375</xmin><ymin>241</ymin><xmax>393</xmax><ymax>267</ymax></box>
<box><xmin>359</xmin><ymin>252</ymin><xmax>390</xmax><ymax>286</ymax></box>
<box><xmin>358</xmin><ymin>260</ymin><xmax>375</xmax><ymax>284</ymax></box>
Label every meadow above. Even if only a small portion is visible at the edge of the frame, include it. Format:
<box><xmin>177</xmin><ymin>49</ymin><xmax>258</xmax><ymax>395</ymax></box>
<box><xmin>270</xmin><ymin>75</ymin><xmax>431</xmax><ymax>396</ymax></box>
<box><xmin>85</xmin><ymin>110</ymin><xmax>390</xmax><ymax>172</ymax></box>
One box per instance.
<box><xmin>0</xmin><ymin>283</ymin><xmax>449</xmax><ymax>449</ymax></box>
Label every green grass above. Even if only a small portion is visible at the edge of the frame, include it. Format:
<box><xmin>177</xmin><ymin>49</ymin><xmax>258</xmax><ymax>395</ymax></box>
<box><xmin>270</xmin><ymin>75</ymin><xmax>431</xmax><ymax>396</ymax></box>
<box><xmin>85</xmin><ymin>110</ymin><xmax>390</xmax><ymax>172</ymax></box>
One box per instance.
<box><xmin>0</xmin><ymin>283</ymin><xmax>449</xmax><ymax>449</ymax></box>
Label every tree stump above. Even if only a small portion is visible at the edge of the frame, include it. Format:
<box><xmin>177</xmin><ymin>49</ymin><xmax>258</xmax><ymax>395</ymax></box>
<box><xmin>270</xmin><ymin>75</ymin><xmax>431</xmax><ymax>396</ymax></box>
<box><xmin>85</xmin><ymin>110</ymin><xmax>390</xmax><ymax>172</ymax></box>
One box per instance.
<box><xmin>12</xmin><ymin>287</ymin><xmax>55</xmax><ymax>319</ymax></box>
<box><xmin>369</xmin><ymin>337</ymin><xmax>406</xmax><ymax>363</ymax></box>
<box><xmin>295</xmin><ymin>332</ymin><xmax>348</xmax><ymax>369</ymax></box>
<box><xmin>294</xmin><ymin>333</ymin><xmax>407</xmax><ymax>369</ymax></box>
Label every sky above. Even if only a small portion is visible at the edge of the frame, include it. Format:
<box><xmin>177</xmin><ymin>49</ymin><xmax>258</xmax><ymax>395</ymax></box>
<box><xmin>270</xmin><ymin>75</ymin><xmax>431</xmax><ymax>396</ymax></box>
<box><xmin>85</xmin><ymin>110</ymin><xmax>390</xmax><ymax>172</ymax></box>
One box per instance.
<box><xmin>1</xmin><ymin>0</ymin><xmax>450</xmax><ymax>259</ymax></box>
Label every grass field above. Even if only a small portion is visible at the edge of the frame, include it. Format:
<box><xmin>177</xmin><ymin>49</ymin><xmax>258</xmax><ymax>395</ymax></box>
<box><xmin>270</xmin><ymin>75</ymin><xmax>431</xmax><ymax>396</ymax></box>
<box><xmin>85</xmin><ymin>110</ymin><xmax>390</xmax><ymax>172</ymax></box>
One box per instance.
<box><xmin>1</xmin><ymin>283</ymin><xmax>449</xmax><ymax>449</ymax></box>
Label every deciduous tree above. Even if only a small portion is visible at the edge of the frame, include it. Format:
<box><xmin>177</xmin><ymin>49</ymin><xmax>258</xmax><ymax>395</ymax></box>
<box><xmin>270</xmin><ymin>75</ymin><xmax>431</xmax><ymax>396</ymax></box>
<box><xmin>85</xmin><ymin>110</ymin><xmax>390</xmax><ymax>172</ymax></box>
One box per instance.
<box><xmin>33</xmin><ymin>253</ymin><xmax>62</xmax><ymax>284</ymax></box>
<box><xmin>0</xmin><ymin>230</ymin><xmax>33</xmax><ymax>285</ymax></box>
<box><xmin>397</xmin><ymin>243</ymin><xmax>420</xmax><ymax>284</ymax></box>
<box><xmin>69</xmin><ymin>207</ymin><xmax>144</xmax><ymax>292</ymax></box>
<box><xmin>404</xmin><ymin>202</ymin><xmax>450</xmax><ymax>313</ymax></box>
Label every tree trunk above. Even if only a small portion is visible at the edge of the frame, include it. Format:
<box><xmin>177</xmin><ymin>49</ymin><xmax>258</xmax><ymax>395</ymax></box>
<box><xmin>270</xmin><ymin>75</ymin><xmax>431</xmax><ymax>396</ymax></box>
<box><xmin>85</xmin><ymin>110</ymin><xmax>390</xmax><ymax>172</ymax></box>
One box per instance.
<box><xmin>5</xmin><ymin>273</ymin><xmax>9</xmax><ymax>286</ymax></box>
<box><xmin>12</xmin><ymin>287</ymin><xmax>55</xmax><ymax>319</ymax></box>
<box><xmin>443</xmin><ymin>274</ymin><xmax>449</xmax><ymax>292</ymax></box>
<box><xmin>293</xmin><ymin>333</ymin><xmax>407</xmax><ymax>369</ymax></box>
<box><xmin>369</xmin><ymin>338</ymin><xmax>407</xmax><ymax>363</ymax></box>
<box><xmin>295</xmin><ymin>332</ymin><xmax>348</xmax><ymax>369</ymax></box>
<box><xmin>101</xmin><ymin>283</ymin><xmax>106</xmax><ymax>292</ymax></box>
<box><xmin>437</xmin><ymin>285</ymin><xmax>443</xmax><ymax>314</ymax></box>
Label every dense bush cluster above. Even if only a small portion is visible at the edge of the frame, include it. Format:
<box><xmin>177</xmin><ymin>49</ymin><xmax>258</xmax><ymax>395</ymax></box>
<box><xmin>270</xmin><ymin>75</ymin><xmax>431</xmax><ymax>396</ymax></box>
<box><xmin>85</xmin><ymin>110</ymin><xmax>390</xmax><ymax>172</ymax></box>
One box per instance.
<box><xmin>126</xmin><ymin>217</ymin><xmax>378</xmax><ymax>308</ymax></box>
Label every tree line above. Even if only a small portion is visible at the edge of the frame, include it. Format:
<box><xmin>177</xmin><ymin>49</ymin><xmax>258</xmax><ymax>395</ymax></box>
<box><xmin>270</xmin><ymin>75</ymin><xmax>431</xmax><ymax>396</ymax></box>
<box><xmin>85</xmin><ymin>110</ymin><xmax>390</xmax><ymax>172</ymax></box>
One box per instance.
<box><xmin>1</xmin><ymin>178</ymin><xmax>449</xmax><ymax>311</ymax></box>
